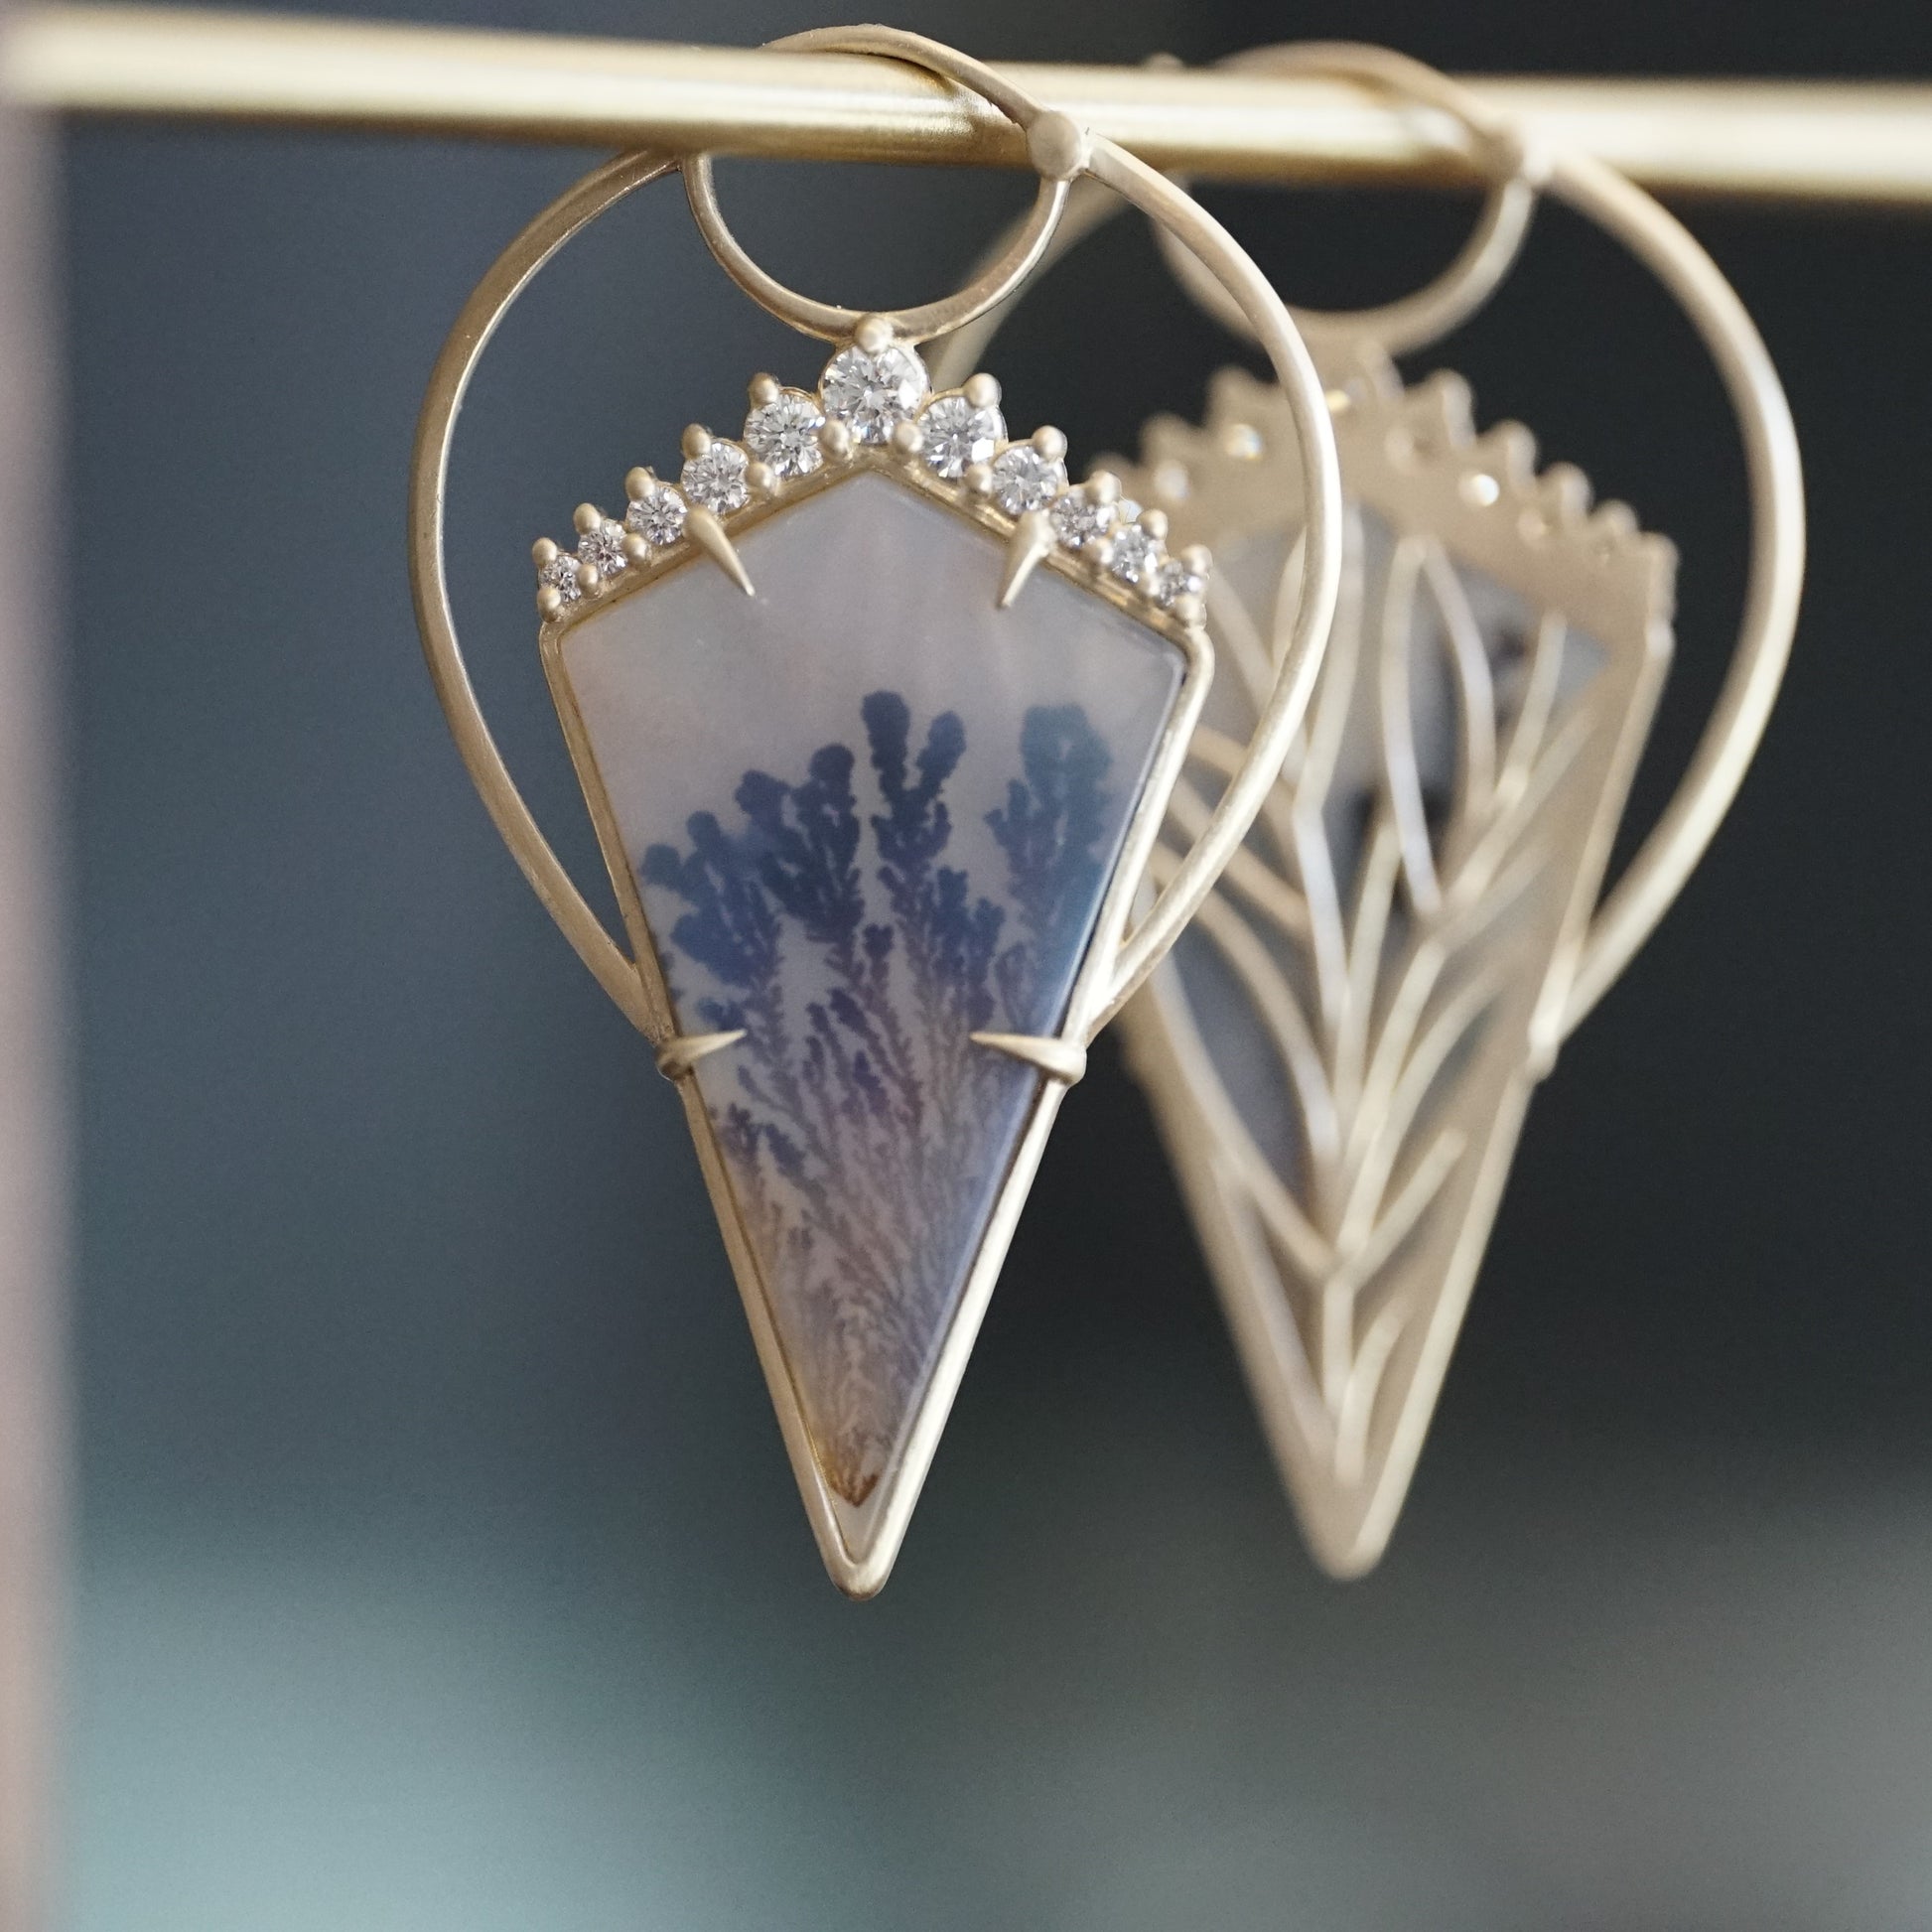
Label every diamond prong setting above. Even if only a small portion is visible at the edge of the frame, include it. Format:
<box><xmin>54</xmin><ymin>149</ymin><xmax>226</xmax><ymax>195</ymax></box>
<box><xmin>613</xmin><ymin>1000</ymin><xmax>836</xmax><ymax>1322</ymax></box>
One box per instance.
<box><xmin>533</xmin><ymin>334</ymin><xmax>1212</xmax><ymax>638</ymax></box>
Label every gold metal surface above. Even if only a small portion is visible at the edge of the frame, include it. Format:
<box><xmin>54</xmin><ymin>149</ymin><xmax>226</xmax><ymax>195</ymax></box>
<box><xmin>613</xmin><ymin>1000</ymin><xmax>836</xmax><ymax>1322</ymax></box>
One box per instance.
<box><xmin>7</xmin><ymin>6</ymin><xmax>1932</xmax><ymax>205</ymax></box>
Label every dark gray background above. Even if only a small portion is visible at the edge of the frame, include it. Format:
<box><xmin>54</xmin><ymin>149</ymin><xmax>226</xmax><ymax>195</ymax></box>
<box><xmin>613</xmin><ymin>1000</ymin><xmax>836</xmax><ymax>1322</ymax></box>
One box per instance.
<box><xmin>55</xmin><ymin>0</ymin><xmax>1932</xmax><ymax>1926</ymax></box>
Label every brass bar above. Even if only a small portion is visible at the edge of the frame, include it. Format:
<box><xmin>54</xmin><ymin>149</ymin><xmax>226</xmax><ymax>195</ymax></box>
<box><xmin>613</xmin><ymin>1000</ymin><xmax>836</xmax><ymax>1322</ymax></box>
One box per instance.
<box><xmin>5</xmin><ymin>5</ymin><xmax>1932</xmax><ymax>204</ymax></box>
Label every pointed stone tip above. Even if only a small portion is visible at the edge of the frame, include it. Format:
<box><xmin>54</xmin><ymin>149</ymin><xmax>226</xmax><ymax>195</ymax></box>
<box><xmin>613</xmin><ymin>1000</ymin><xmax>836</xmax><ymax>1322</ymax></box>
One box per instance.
<box><xmin>997</xmin><ymin>511</ymin><xmax>1053</xmax><ymax>610</ymax></box>
<box><xmin>686</xmin><ymin>507</ymin><xmax>755</xmax><ymax>596</ymax></box>
<box><xmin>970</xmin><ymin>1031</ymin><xmax>1086</xmax><ymax>1084</ymax></box>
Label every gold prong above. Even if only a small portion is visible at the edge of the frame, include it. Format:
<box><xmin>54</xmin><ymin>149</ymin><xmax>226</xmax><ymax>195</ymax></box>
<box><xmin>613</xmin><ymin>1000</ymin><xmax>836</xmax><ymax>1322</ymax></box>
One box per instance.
<box><xmin>681</xmin><ymin>423</ymin><xmax>712</xmax><ymax>461</ymax></box>
<box><xmin>622</xmin><ymin>532</ymin><xmax>649</xmax><ymax>565</ymax></box>
<box><xmin>748</xmin><ymin>372</ymin><xmax>781</xmax><ymax>406</ymax></box>
<box><xmin>654</xmin><ymin>1029</ymin><xmax>747</xmax><ymax>1080</ymax></box>
<box><xmin>819</xmin><ymin>419</ymin><xmax>854</xmax><ymax>461</ymax></box>
<box><xmin>1086</xmin><ymin>469</ymin><xmax>1121</xmax><ymax>506</ymax></box>
<box><xmin>1173</xmin><ymin>591</ymin><xmax>1205</xmax><ymax>627</ymax></box>
<box><xmin>969</xmin><ymin>1032</ymin><xmax>1086</xmax><ymax>1084</ymax></box>
<box><xmin>623</xmin><ymin>467</ymin><xmax>654</xmax><ymax>501</ymax></box>
<box><xmin>1180</xmin><ymin>543</ymin><xmax>1211</xmax><ymax>574</ymax></box>
<box><xmin>963</xmin><ymin>462</ymin><xmax>994</xmax><ymax>498</ymax></box>
<box><xmin>686</xmin><ymin>507</ymin><xmax>755</xmax><ymax>596</ymax></box>
<box><xmin>572</xmin><ymin>501</ymin><xmax>602</xmax><ymax>536</ymax></box>
<box><xmin>576</xmin><ymin>562</ymin><xmax>600</xmax><ymax>595</ymax></box>
<box><xmin>536</xmin><ymin>585</ymin><xmax>562</xmax><ymax>619</ymax></box>
<box><xmin>963</xmin><ymin>372</ymin><xmax>1001</xmax><ymax>410</ymax></box>
<box><xmin>854</xmin><ymin>314</ymin><xmax>893</xmax><ymax>353</ymax></box>
<box><xmin>746</xmin><ymin>460</ymin><xmax>778</xmax><ymax>497</ymax></box>
<box><xmin>1032</xmin><ymin>425</ymin><xmax>1067</xmax><ymax>463</ymax></box>
<box><xmin>1139</xmin><ymin>507</ymin><xmax>1170</xmax><ymax>541</ymax></box>
<box><xmin>998</xmin><ymin>510</ymin><xmax>1053</xmax><ymax>609</ymax></box>
<box><xmin>531</xmin><ymin>536</ymin><xmax>559</xmax><ymax>568</ymax></box>
<box><xmin>890</xmin><ymin>419</ymin><xmax>923</xmax><ymax>458</ymax></box>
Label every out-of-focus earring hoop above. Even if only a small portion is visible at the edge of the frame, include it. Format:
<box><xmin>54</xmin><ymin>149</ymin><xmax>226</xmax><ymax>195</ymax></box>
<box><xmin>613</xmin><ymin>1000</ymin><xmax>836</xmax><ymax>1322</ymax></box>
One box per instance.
<box><xmin>933</xmin><ymin>41</ymin><xmax>1803</xmax><ymax>1577</ymax></box>
<box><xmin>408</xmin><ymin>26</ymin><xmax>1343</xmax><ymax>1598</ymax></box>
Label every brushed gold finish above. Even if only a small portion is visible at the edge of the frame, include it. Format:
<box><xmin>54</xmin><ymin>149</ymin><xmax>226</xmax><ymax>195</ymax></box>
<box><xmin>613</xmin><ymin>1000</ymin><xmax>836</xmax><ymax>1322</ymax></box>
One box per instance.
<box><xmin>936</xmin><ymin>44</ymin><xmax>1803</xmax><ymax>1576</ymax></box>
<box><xmin>6</xmin><ymin>8</ymin><xmax>1932</xmax><ymax>205</ymax></box>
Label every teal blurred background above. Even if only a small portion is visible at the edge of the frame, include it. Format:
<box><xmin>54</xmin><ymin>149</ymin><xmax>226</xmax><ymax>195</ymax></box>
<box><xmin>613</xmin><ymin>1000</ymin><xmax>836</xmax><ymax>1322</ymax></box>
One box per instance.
<box><xmin>56</xmin><ymin>0</ymin><xmax>1932</xmax><ymax>1925</ymax></box>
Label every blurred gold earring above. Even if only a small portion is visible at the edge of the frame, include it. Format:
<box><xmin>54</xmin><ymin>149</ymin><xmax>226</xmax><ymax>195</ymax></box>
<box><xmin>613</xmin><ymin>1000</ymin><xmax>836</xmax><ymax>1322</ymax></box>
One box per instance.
<box><xmin>934</xmin><ymin>42</ymin><xmax>1803</xmax><ymax>1577</ymax></box>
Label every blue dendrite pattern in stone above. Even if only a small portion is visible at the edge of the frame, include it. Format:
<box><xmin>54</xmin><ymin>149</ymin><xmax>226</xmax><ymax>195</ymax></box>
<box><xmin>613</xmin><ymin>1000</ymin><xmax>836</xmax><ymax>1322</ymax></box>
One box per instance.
<box><xmin>642</xmin><ymin>690</ymin><xmax>1116</xmax><ymax>1506</ymax></box>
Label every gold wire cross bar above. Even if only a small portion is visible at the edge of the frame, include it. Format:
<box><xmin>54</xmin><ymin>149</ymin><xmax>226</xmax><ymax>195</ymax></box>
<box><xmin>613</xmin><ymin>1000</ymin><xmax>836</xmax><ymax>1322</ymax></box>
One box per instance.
<box><xmin>4</xmin><ymin>6</ymin><xmax>1932</xmax><ymax>206</ymax></box>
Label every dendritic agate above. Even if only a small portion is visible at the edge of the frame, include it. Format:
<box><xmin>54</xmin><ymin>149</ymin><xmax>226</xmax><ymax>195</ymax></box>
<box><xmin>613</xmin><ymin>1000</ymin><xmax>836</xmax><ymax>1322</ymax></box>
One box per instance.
<box><xmin>1116</xmin><ymin>362</ymin><xmax>1674</xmax><ymax>1576</ymax></box>
<box><xmin>556</xmin><ymin>472</ymin><xmax>1184</xmax><ymax>1563</ymax></box>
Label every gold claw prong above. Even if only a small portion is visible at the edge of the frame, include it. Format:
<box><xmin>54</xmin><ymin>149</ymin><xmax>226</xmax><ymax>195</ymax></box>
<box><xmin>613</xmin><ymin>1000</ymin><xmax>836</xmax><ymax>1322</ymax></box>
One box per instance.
<box><xmin>963</xmin><ymin>372</ymin><xmax>1001</xmax><ymax>410</ymax></box>
<box><xmin>624</xmin><ymin>467</ymin><xmax>654</xmax><ymax>501</ymax></box>
<box><xmin>998</xmin><ymin>510</ymin><xmax>1053</xmax><ymax>609</ymax></box>
<box><xmin>531</xmin><ymin>536</ymin><xmax>559</xmax><ymax>568</ymax></box>
<box><xmin>686</xmin><ymin>507</ymin><xmax>755</xmax><ymax>596</ymax></box>
<box><xmin>654</xmin><ymin>1029</ymin><xmax>747</xmax><ymax>1080</ymax></box>
<box><xmin>748</xmin><ymin>372</ymin><xmax>781</xmax><ymax>406</ymax></box>
<box><xmin>970</xmin><ymin>1032</ymin><xmax>1086</xmax><ymax>1084</ymax></box>
<box><xmin>854</xmin><ymin>314</ymin><xmax>894</xmax><ymax>353</ymax></box>
<box><xmin>681</xmin><ymin>423</ymin><xmax>713</xmax><ymax>461</ymax></box>
<box><xmin>572</xmin><ymin>501</ymin><xmax>603</xmax><ymax>536</ymax></box>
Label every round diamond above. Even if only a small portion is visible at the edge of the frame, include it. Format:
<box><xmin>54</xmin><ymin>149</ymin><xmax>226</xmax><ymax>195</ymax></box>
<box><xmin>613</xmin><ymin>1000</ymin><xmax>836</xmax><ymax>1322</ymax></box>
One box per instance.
<box><xmin>744</xmin><ymin>391</ymin><xmax>825</xmax><ymax>478</ymax></box>
<box><xmin>578</xmin><ymin>518</ymin><xmax>627</xmax><ymax>580</ymax></box>
<box><xmin>1153</xmin><ymin>554</ymin><xmax>1208</xmax><ymax>611</ymax></box>
<box><xmin>819</xmin><ymin>344</ymin><xmax>928</xmax><ymax>444</ymax></box>
<box><xmin>989</xmin><ymin>445</ymin><xmax>1067</xmax><ymax>515</ymax></box>
<box><xmin>681</xmin><ymin>441</ymin><xmax>750</xmax><ymax>514</ymax></box>
<box><xmin>625</xmin><ymin>482</ymin><xmax>687</xmax><ymax>548</ymax></box>
<box><xmin>1049</xmin><ymin>485</ymin><xmax>1115</xmax><ymax>551</ymax></box>
<box><xmin>918</xmin><ymin>393</ymin><xmax>1004</xmax><ymax>480</ymax></box>
<box><xmin>538</xmin><ymin>548</ymin><xmax>583</xmax><ymax>607</ymax></box>
<box><xmin>1107</xmin><ymin>522</ymin><xmax>1159</xmax><ymax>585</ymax></box>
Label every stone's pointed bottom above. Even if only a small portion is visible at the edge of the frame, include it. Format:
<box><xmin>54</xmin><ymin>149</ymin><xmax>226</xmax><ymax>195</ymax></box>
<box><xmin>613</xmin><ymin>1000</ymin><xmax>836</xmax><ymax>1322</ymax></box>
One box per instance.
<box><xmin>555</xmin><ymin>470</ymin><xmax>1185</xmax><ymax>1574</ymax></box>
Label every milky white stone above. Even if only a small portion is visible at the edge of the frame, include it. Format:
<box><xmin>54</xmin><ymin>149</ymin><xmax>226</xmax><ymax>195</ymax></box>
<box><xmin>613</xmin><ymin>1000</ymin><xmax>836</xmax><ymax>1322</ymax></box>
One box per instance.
<box><xmin>557</xmin><ymin>471</ymin><xmax>1183</xmax><ymax>1560</ymax></box>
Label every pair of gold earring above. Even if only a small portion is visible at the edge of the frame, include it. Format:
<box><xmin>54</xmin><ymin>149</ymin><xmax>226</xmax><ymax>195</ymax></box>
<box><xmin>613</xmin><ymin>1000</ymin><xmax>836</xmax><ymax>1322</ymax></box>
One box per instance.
<box><xmin>410</xmin><ymin>32</ymin><xmax>1803</xmax><ymax>1596</ymax></box>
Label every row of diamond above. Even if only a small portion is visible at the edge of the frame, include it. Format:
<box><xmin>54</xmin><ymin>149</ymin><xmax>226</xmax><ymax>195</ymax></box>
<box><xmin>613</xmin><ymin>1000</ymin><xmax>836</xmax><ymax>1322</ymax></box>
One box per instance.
<box><xmin>533</xmin><ymin>326</ymin><xmax>1210</xmax><ymax>625</ymax></box>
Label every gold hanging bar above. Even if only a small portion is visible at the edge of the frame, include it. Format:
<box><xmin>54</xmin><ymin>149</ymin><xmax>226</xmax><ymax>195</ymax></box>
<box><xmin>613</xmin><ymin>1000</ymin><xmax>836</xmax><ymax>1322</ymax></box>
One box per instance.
<box><xmin>5</xmin><ymin>5</ymin><xmax>1932</xmax><ymax>205</ymax></box>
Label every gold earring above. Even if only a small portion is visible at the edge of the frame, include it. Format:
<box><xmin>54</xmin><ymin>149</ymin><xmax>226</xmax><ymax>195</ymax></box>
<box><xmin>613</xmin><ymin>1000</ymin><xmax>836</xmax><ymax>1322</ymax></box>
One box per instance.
<box><xmin>935</xmin><ymin>41</ymin><xmax>1803</xmax><ymax>1578</ymax></box>
<box><xmin>408</xmin><ymin>26</ymin><xmax>1345</xmax><ymax>1597</ymax></box>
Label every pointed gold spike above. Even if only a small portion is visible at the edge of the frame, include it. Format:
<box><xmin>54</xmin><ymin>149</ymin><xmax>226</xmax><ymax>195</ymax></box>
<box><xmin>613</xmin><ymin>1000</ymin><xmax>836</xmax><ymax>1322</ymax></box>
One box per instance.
<box><xmin>686</xmin><ymin>507</ymin><xmax>754</xmax><ymax>596</ymax></box>
<box><xmin>654</xmin><ymin>1029</ymin><xmax>746</xmax><ymax>1080</ymax></box>
<box><xmin>998</xmin><ymin>510</ymin><xmax>1053</xmax><ymax>609</ymax></box>
<box><xmin>970</xmin><ymin>1032</ymin><xmax>1087</xmax><ymax>1084</ymax></box>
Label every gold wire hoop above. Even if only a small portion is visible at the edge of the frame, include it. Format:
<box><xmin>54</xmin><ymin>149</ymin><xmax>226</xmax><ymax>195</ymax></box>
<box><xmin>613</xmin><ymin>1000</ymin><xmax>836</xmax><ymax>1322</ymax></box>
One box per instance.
<box><xmin>684</xmin><ymin>29</ymin><xmax>1072</xmax><ymax>344</ymax></box>
<box><xmin>1155</xmin><ymin>43</ymin><xmax>1540</xmax><ymax>358</ymax></box>
<box><xmin>933</xmin><ymin>45</ymin><xmax>1802</xmax><ymax>1043</ymax></box>
<box><xmin>407</xmin><ymin>29</ymin><xmax>1345</xmax><ymax>1041</ymax></box>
